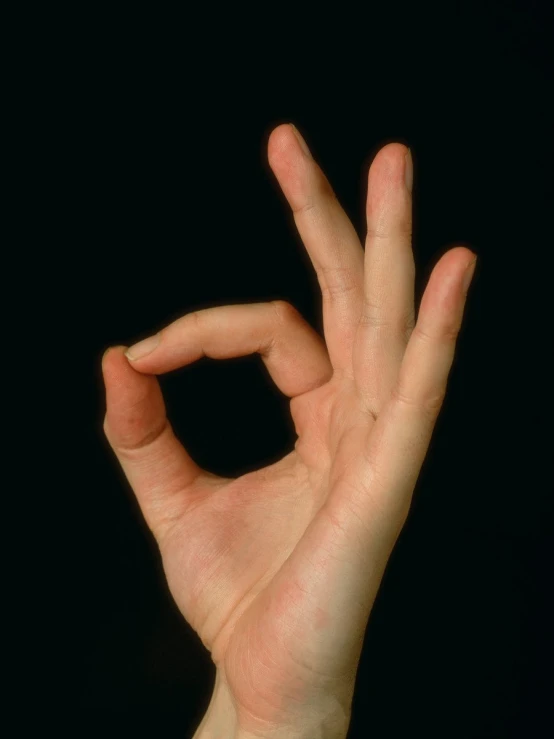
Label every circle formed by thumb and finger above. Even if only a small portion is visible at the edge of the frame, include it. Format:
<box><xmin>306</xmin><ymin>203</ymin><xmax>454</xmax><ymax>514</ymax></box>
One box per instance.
<box><xmin>126</xmin><ymin>300</ymin><xmax>333</xmax><ymax>397</ymax></box>
<box><xmin>102</xmin><ymin>301</ymin><xmax>333</xmax><ymax>539</ymax></box>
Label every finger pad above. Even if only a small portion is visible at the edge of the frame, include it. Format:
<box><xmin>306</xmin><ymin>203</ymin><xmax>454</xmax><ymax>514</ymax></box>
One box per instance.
<box><xmin>267</xmin><ymin>125</ymin><xmax>308</xmax><ymax>204</ymax></box>
<box><xmin>102</xmin><ymin>347</ymin><xmax>165</xmax><ymax>445</ymax></box>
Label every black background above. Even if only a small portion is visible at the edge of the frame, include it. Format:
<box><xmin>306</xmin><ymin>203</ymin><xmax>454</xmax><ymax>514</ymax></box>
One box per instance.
<box><xmin>46</xmin><ymin>3</ymin><xmax>553</xmax><ymax>737</ymax></box>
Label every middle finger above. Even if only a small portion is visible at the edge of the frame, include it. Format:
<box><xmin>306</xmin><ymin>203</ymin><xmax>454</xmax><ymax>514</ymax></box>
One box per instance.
<box><xmin>354</xmin><ymin>143</ymin><xmax>416</xmax><ymax>415</ymax></box>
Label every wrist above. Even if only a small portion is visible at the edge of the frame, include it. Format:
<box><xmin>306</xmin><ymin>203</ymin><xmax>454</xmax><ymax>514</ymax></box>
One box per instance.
<box><xmin>192</xmin><ymin>669</ymin><xmax>238</xmax><ymax>738</ymax></box>
<box><xmin>193</xmin><ymin>667</ymin><xmax>351</xmax><ymax>739</ymax></box>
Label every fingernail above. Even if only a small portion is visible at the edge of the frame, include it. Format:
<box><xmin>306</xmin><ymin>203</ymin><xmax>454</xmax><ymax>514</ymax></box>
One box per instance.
<box><xmin>462</xmin><ymin>256</ymin><xmax>477</xmax><ymax>293</ymax></box>
<box><xmin>404</xmin><ymin>148</ymin><xmax>413</xmax><ymax>193</ymax></box>
<box><xmin>290</xmin><ymin>123</ymin><xmax>312</xmax><ymax>159</ymax></box>
<box><xmin>125</xmin><ymin>333</ymin><xmax>160</xmax><ymax>360</ymax></box>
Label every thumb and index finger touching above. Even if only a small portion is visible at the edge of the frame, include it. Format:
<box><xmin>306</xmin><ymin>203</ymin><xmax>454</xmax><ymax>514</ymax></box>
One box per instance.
<box><xmin>102</xmin><ymin>123</ymin><xmax>476</xmax><ymax>543</ymax></box>
<box><xmin>102</xmin><ymin>300</ymin><xmax>332</xmax><ymax>536</ymax></box>
<box><xmin>102</xmin><ymin>123</ymin><xmax>347</xmax><ymax>537</ymax></box>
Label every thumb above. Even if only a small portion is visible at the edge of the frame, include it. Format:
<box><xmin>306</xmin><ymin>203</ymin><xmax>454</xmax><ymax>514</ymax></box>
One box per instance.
<box><xmin>101</xmin><ymin>345</ymin><xmax>204</xmax><ymax>540</ymax></box>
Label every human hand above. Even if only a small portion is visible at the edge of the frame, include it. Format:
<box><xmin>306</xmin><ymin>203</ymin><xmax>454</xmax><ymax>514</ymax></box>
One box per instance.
<box><xmin>102</xmin><ymin>123</ymin><xmax>477</xmax><ymax>738</ymax></box>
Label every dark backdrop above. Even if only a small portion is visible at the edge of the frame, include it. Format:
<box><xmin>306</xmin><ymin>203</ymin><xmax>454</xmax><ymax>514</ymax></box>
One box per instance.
<box><xmin>61</xmin><ymin>5</ymin><xmax>553</xmax><ymax>737</ymax></box>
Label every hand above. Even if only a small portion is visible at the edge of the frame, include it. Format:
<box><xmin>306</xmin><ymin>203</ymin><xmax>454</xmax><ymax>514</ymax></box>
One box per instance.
<box><xmin>102</xmin><ymin>123</ymin><xmax>477</xmax><ymax>738</ymax></box>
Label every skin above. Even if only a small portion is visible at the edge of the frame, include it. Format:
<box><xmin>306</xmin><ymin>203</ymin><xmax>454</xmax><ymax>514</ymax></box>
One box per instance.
<box><xmin>102</xmin><ymin>123</ymin><xmax>477</xmax><ymax>737</ymax></box>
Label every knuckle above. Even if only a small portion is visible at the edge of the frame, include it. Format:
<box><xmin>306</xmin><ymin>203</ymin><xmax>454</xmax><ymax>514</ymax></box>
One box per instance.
<box><xmin>319</xmin><ymin>266</ymin><xmax>359</xmax><ymax>300</ymax></box>
<box><xmin>192</xmin><ymin>304</ymin><xmax>225</xmax><ymax>324</ymax></box>
<box><xmin>366</xmin><ymin>227</ymin><xmax>412</xmax><ymax>247</ymax></box>
<box><xmin>358</xmin><ymin>306</ymin><xmax>391</xmax><ymax>328</ymax></box>
<box><xmin>396</xmin><ymin>216</ymin><xmax>413</xmax><ymax>240</ymax></box>
<box><xmin>359</xmin><ymin>300</ymin><xmax>414</xmax><ymax>336</ymax></box>
<box><xmin>365</xmin><ymin>224</ymin><xmax>389</xmax><ymax>241</ymax></box>
<box><xmin>292</xmin><ymin>174</ymin><xmax>337</xmax><ymax>218</ymax></box>
<box><xmin>366</xmin><ymin>213</ymin><xmax>412</xmax><ymax>242</ymax></box>
<box><xmin>316</xmin><ymin>171</ymin><xmax>337</xmax><ymax>201</ymax></box>
<box><xmin>421</xmin><ymin>394</ymin><xmax>446</xmax><ymax>416</ymax></box>
<box><xmin>191</xmin><ymin>308</ymin><xmax>206</xmax><ymax>331</ymax></box>
<box><xmin>390</xmin><ymin>386</ymin><xmax>418</xmax><ymax>408</ymax></box>
<box><xmin>321</xmin><ymin>280</ymin><xmax>358</xmax><ymax>300</ymax></box>
<box><xmin>391</xmin><ymin>385</ymin><xmax>445</xmax><ymax>416</ymax></box>
<box><xmin>271</xmin><ymin>299</ymin><xmax>299</xmax><ymax>324</ymax></box>
<box><xmin>442</xmin><ymin>323</ymin><xmax>462</xmax><ymax>342</ymax></box>
<box><xmin>414</xmin><ymin>322</ymin><xmax>458</xmax><ymax>346</ymax></box>
<box><xmin>292</xmin><ymin>197</ymin><xmax>317</xmax><ymax>216</ymax></box>
<box><xmin>112</xmin><ymin>419</ymin><xmax>170</xmax><ymax>459</ymax></box>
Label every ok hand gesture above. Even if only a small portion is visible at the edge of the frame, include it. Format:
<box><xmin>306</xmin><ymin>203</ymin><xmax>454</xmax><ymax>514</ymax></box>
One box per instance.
<box><xmin>102</xmin><ymin>123</ymin><xmax>476</xmax><ymax>738</ymax></box>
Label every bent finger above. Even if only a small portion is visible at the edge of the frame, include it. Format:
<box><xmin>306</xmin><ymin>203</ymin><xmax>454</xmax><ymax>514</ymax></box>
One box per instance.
<box><xmin>125</xmin><ymin>300</ymin><xmax>333</xmax><ymax>398</ymax></box>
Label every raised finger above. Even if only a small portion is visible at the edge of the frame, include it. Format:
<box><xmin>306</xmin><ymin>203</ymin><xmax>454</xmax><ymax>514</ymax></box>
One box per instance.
<box><xmin>268</xmin><ymin>124</ymin><xmax>365</xmax><ymax>376</ymax></box>
<box><xmin>360</xmin><ymin>248</ymin><xmax>477</xmax><ymax>529</ymax></box>
<box><xmin>355</xmin><ymin>143</ymin><xmax>416</xmax><ymax>414</ymax></box>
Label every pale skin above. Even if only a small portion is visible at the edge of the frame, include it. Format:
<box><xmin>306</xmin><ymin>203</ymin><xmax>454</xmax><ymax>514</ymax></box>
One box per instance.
<box><xmin>102</xmin><ymin>123</ymin><xmax>477</xmax><ymax>738</ymax></box>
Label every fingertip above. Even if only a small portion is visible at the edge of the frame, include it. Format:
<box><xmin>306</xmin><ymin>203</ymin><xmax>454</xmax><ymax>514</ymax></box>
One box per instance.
<box><xmin>101</xmin><ymin>346</ymin><xmax>134</xmax><ymax>391</ymax></box>
<box><xmin>373</xmin><ymin>141</ymin><xmax>410</xmax><ymax>164</ymax></box>
<box><xmin>367</xmin><ymin>142</ymin><xmax>411</xmax><ymax>186</ymax></box>
<box><xmin>440</xmin><ymin>246</ymin><xmax>477</xmax><ymax>274</ymax></box>
<box><xmin>267</xmin><ymin>122</ymin><xmax>308</xmax><ymax>169</ymax></box>
<box><xmin>102</xmin><ymin>343</ymin><xmax>166</xmax><ymax>447</ymax></box>
<box><xmin>101</xmin><ymin>344</ymin><xmax>127</xmax><ymax>369</ymax></box>
<box><xmin>268</xmin><ymin>122</ymin><xmax>295</xmax><ymax>151</ymax></box>
<box><xmin>101</xmin><ymin>345</ymin><xmax>115</xmax><ymax>366</ymax></box>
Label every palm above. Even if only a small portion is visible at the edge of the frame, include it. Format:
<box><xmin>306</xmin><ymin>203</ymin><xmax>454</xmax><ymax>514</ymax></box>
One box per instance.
<box><xmin>102</xmin><ymin>124</ymin><xmax>476</xmax><ymax>732</ymax></box>
<box><xmin>161</xmin><ymin>375</ymin><xmax>386</xmax><ymax>717</ymax></box>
